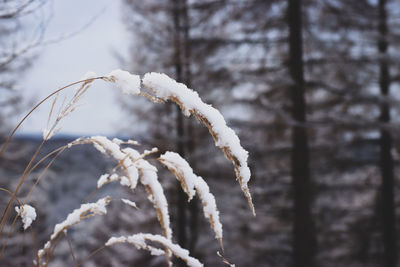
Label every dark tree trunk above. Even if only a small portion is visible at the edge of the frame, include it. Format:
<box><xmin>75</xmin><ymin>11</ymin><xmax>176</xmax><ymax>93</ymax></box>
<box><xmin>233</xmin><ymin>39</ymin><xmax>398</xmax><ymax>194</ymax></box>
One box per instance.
<box><xmin>180</xmin><ymin>0</ymin><xmax>200</xmax><ymax>256</ymax></box>
<box><xmin>172</xmin><ymin>2</ymin><xmax>187</xmax><ymax>265</ymax></box>
<box><xmin>287</xmin><ymin>0</ymin><xmax>315</xmax><ymax>266</ymax></box>
<box><xmin>378</xmin><ymin>1</ymin><xmax>397</xmax><ymax>266</ymax></box>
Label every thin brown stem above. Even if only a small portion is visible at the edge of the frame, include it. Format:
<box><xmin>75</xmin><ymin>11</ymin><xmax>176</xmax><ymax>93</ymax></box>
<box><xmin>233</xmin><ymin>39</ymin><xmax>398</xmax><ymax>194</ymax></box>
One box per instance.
<box><xmin>0</xmin><ymin>188</ymin><xmax>22</xmax><ymax>206</ymax></box>
<box><xmin>83</xmin><ymin>188</ymin><xmax>99</xmax><ymax>204</ymax></box>
<box><xmin>78</xmin><ymin>246</ymin><xmax>106</xmax><ymax>266</ymax></box>
<box><xmin>18</xmin><ymin>230</ymin><xmax>26</xmax><ymax>267</ymax></box>
<box><xmin>0</xmin><ymin>77</ymin><xmax>103</xmax><ymax>157</ymax></box>
<box><xmin>45</xmin><ymin>233</ymin><xmax>63</xmax><ymax>267</ymax></box>
<box><xmin>0</xmin><ymin>140</ymin><xmax>45</xmax><ymax>247</ymax></box>
<box><xmin>23</xmin><ymin>146</ymin><xmax>68</xmax><ymax>203</ymax></box>
<box><xmin>30</xmin><ymin>225</ymin><xmax>39</xmax><ymax>267</ymax></box>
<box><xmin>39</xmin><ymin>196</ymin><xmax>112</xmax><ymax>266</ymax></box>
<box><xmin>217</xmin><ymin>251</ymin><xmax>235</xmax><ymax>266</ymax></box>
<box><xmin>0</xmin><ymin>78</ymin><xmax>103</xmax><ymax>242</ymax></box>
<box><xmin>0</xmin><ymin>145</ymin><xmax>70</xmax><ymax>256</ymax></box>
<box><xmin>0</xmin><ymin>188</ymin><xmax>38</xmax><ymax>262</ymax></box>
<box><xmin>64</xmin><ymin>231</ymin><xmax>79</xmax><ymax>267</ymax></box>
<box><xmin>0</xmin><ymin>214</ymin><xmax>19</xmax><ymax>260</ymax></box>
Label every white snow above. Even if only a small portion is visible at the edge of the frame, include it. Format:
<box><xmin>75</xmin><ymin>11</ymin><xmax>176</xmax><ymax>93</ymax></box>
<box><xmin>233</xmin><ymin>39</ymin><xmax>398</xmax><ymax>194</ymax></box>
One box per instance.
<box><xmin>142</xmin><ymin>72</ymin><xmax>254</xmax><ymax>215</ymax></box>
<box><xmin>15</xmin><ymin>204</ymin><xmax>37</xmax><ymax>230</ymax></box>
<box><xmin>80</xmin><ymin>71</ymin><xmax>97</xmax><ymax>81</ymax></box>
<box><xmin>38</xmin><ymin>197</ymin><xmax>111</xmax><ymax>261</ymax></box>
<box><xmin>106</xmin><ymin>236</ymin><xmax>164</xmax><ymax>256</ymax></box>
<box><xmin>51</xmin><ymin>197</ymin><xmax>110</xmax><ymax>240</ymax></box>
<box><xmin>91</xmin><ymin>136</ymin><xmax>139</xmax><ymax>189</ymax></box>
<box><xmin>134</xmin><ymin>155</ymin><xmax>172</xmax><ymax>240</ymax></box>
<box><xmin>105</xmin><ymin>233</ymin><xmax>203</xmax><ymax>267</ymax></box>
<box><xmin>97</xmin><ymin>173</ymin><xmax>119</xmax><ymax>188</ymax></box>
<box><xmin>120</xmin><ymin>176</ymin><xmax>131</xmax><ymax>187</ymax></box>
<box><xmin>127</xmin><ymin>139</ymin><xmax>139</xmax><ymax>145</ymax></box>
<box><xmin>159</xmin><ymin>151</ymin><xmax>196</xmax><ymax>200</ymax></box>
<box><xmin>195</xmin><ymin>178</ymin><xmax>223</xmax><ymax>242</ymax></box>
<box><xmin>111</xmin><ymin>138</ymin><xmax>139</xmax><ymax>146</ymax></box>
<box><xmin>122</xmin><ymin>199</ymin><xmax>138</xmax><ymax>209</ymax></box>
<box><xmin>111</xmin><ymin>137</ymin><xmax>124</xmax><ymax>145</ymax></box>
<box><xmin>159</xmin><ymin>152</ymin><xmax>222</xmax><ymax>242</ymax></box>
<box><xmin>88</xmin><ymin>137</ymin><xmax>172</xmax><ymax>244</ymax></box>
<box><xmin>107</xmin><ymin>69</ymin><xmax>141</xmax><ymax>95</ymax></box>
<box><xmin>36</xmin><ymin>242</ymin><xmax>50</xmax><ymax>265</ymax></box>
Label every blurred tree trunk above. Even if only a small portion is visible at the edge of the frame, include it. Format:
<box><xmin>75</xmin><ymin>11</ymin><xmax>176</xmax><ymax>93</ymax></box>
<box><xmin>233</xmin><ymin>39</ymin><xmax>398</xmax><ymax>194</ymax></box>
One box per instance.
<box><xmin>181</xmin><ymin>0</ymin><xmax>200</xmax><ymax>256</ymax></box>
<box><xmin>287</xmin><ymin>0</ymin><xmax>315</xmax><ymax>266</ymax></box>
<box><xmin>172</xmin><ymin>1</ymin><xmax>187</xmax><ymax>264</ymax></box>
<box><xmin>173</xmin><ymin>0</ymin><xmax>199</xmax><ymax>263</ymax></box>
<box><xmin>377</xmin><ymin>0</ymin><xmax>397</xmax><ymax>266</ymax></box>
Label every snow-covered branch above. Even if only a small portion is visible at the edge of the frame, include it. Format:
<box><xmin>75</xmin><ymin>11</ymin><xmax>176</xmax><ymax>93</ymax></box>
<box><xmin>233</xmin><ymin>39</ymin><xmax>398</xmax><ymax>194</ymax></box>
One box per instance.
<box><xmin>79</xmin><ymin>136</ymin><xmax>173</xmax><ymax>265</ymax></box>
<box><xmin>8</xmin><ymin>69</ymin><xmax>253</xmax><ymax>267</ymax></box>
<box><xmin>142</xmin><ymin>72</ymin><xmax>255</xmax><ymax>215</ymax></box>
<box><xmin>36</xmin><ymin>196</ymin><xmax>111</xmax><ymax>264</ymax></box>
<box><xmin>105</xmin><ymin>233</ymin><xmax>203</xmax><ymax>267</ymax></box>
<box><xmin>159</xmin><ymin>151</ymin><xmax>223</xmax><ymax>247</ymax></box>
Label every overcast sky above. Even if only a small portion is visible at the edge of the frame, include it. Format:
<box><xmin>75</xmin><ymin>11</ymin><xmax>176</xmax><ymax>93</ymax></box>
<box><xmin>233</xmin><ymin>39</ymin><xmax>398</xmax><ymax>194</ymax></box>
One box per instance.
<box><xmin>18</xmin><ymin>0</ymin><xmax>131</xmax><ymax>136</ymax></box>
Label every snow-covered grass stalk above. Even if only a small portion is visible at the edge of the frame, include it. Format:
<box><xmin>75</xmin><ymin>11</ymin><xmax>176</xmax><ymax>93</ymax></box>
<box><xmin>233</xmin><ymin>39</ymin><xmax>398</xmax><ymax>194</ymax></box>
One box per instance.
<box><xmin>0</xmin><ymin>76</ymin><xmax>103</xmax><ymax>259</ymax></box>
<box><xmin>142</xmin><ymin>72</ymin><xmax>255</xmax><ymax>216</ymax></box>
<box><xmin>0</xmin><ymin>68</ymin><xmax>253</xmax><ymax>266</ymax></box>
<box><xmin>105</xmin><ymin>233</ymin><xmax>203</xmax><ymax>267</ymax></box>
<box><xmin>42</xmin><ymin>75</ymin><xmax>95</xmax><ymax>141</ymax></box>
<box><xmin>82</xmin><ymin>137</ymin><xmax>172</xmax><ymax>239</ymax></box>
<box><xmin>36</xmin><ymin>196</ymin><xmax>111</xmax><ymax>266</ymax></box>
<box><xmin>159</xmin><ymin>151</ymin><xmax>223</xmax><ymax>249</ymax></box>
<box><xmin>76</xmin><ymin>136</ymin><xmax>173</xmax><ymax>265</ymax></box>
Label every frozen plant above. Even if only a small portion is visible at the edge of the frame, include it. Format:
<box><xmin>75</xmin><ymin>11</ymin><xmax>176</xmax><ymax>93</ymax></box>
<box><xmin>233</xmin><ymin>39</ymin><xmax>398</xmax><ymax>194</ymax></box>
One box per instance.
<box><xmin>142</xmin><ymin>72</ymin><xmax>255</xmax><ymax>215</ymax></box>
<box><xmin>105</xmin><ymin>233</ymin><xmax>203</xmax><ymax>267</ymax></box>
<box><xmin>0</xmin><ymin>69</ymin><xmax>254</xmax><ymax>266</ymax></box>
<box><xmin>159</xmin><ymin>151</ymin><xmax>223</xmax><ymax>248</ymax></box>
<box><xmin>36</xmin><ymin>196</ymin><xmax>111</xmax><ymax>265</ymax></box>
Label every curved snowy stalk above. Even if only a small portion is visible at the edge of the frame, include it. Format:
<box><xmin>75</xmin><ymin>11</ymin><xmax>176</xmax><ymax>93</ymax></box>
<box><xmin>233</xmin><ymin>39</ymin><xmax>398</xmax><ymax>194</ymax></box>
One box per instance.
<box><xmin>123</xmin><ymin>147</ymin><xmax>173</xmax><ymax>266</ymax></box>
<box><xmin>88</xmin><ymin>136</ymin><xmax>140</xmax><ymax>189</ymax></box>
<box><xmin>81</xmin><ymin>137</ymin><xmax>173</xmax><ymax>265</ymax></box>
<box><xmin>105</xmin><ymin>233</ymin><xmax>203</xmax><ymax>267</ymax></box>
<box><xmin>36</xmin><ymin>196</ymin><xmax>111</xmax><ymax>265</ymax></box>
<box><xmin>1</xmin><ymin>68</ymin><xmax>253</xmax><ymax>266</ymax></box>
<box><xmin>142</xmin><ymin>72</ymin><xmax>255</xmax><ymax>215</ymax></box>
<box><xmin>159</xmin><ymin>152</ymin><xmax>223</xmax><ymax>248</ymax></box>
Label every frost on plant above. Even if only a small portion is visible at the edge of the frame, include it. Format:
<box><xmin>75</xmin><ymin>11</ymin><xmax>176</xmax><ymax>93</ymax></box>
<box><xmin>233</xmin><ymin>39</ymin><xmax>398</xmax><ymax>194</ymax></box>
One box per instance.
<box><xmin>97</xmin><ymin>173</ymin><xmax>120</xmax><ymax>188</ymax></box>
<box><xmin>159</xmin><ymin>152</ymin><xmax>223</xmax><ymax>247</ymax></box>
<box><xmin>37</xmin><ymin>196</ymin><xmax>111</xmax><ymax>263</ymax></box>
<box><xmin>82</xmin><ymin>137</ymin><xmax>172</xmax><ymax>239</ymax></box>
<box><xmin>105</xmin><ymin>233</ymin><xmax>203</xmax><ymax>267</ymax></box>
<box><xmin>89</xmin><ymin>136</ymin><xmax>140</xmax><ymax>189</ymax></box>
<box><xmin>42</xmin><ymin>74</ymin><xmax>96</xmax><ymax>141</ymax></box>
<box><xmin>7</xmin><ymin>69</ymin><xmax>254</xmax><ymax>266</ymax></box>
<box><xmin>76</xmin><ymin>136</ymin><xmax>173</xmax><ymax>264</ymax></box>
<box><xmin>142</xmin><ymin>72</ymin><xmax>255</xmax><ymax>215</ymax></box>
<box><xmin>15</xmin><ymin>204</ymin><xmax>36</xmax><ymax>230</ymax></box>
<box><xmin>122</xmin><ymin>199</ymin><xmax>138</xmax><ymax>209</ymax></box>
<box><xmin>106</xmin><ymin>69</ymin><xmax>141</xmax><ymax>95</ymax></box>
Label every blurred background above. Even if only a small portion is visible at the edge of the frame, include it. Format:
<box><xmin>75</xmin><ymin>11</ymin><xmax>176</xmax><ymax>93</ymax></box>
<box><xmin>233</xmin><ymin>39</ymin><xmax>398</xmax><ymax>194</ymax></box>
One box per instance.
<box><xmin>1</xmin><ymin>0</ymin><xmax>400</xmax><ymax>266</ymax></box>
